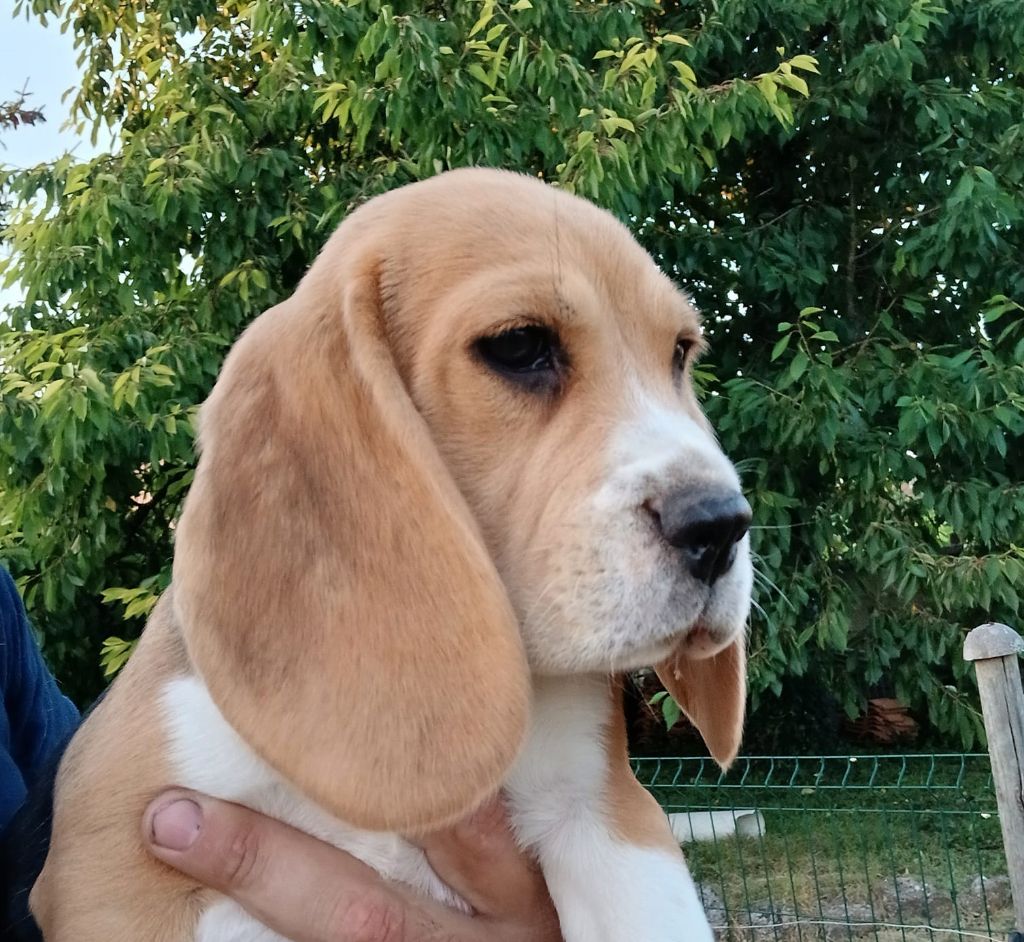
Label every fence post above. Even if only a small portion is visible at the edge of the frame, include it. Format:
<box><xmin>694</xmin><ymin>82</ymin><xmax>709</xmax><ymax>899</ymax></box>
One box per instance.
<box><xmin>964</xmin><ymin>622</ymin><xmax>1024</xmax><ymax>939</ymax></box>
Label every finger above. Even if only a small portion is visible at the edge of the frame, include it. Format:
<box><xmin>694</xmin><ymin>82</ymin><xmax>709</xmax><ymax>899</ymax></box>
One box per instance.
<box><xmin>142</xmin><ymin>790</ymin><xmax>492</xmax><ymax>942</ymax></box>
<box><xmin>416</xmin><ymin>797</ymin><xmax>551</xmax><ymax>921</ymax></box>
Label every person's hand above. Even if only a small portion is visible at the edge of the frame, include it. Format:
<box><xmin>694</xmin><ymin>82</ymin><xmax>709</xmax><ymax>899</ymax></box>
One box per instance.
<box><xmin>142</xmin><ymin>790</ymin><xmax>562</xmax><ymax>942</ymax></box>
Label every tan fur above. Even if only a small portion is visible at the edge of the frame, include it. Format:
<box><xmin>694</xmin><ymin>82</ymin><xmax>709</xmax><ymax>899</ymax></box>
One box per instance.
<box><xmin>655</xmin><ymin>638</ymin><xmax>746</xmax><ymax>767</ymax></box>
<box><xmin>31</xmin><ymin>594</ymin><xmax>211</xmax><ymax>941</ymax></box>
<box><xmin>33</xmin><ymin>168</ymin><xmax>747</xmax><ymax>940</ymax></box>
<box><xmin>604</xmin><ymin>682</ymin><xmax>682</xmax><ymax>851</ymax></box>
<box><xmin>173</xmin><ymin>225</ymin><xmax>530</xmax><ymax>833</ymax></box>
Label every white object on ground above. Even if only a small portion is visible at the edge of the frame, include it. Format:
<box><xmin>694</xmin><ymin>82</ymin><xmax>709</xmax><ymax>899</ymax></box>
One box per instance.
<box><xmin>668</xmin><ymin>809</ymin><xmax>766</xmax><ymax>843</ymax></box>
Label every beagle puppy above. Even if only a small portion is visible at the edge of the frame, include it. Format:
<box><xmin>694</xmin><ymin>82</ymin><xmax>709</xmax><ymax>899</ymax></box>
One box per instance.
<box><xmin>31</xmin><ymin>168</ymin><xmax>752</xmax><ymax>942</ymax></box>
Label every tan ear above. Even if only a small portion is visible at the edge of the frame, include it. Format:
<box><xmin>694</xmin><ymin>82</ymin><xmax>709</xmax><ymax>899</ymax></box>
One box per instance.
<box><xmin>655</xmin><ymin>636</ymin><xmax>746</xmax><ymax>768</ymax></box>
<box><xmin>172</xmin><ymin>236</ymin><xmax>530</xmax><ymax>833</ymax></box>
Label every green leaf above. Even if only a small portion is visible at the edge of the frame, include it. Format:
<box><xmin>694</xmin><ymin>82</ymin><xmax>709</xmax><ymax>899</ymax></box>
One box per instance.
<box><xmin>670</xmin><ymin>61</ymin><xmax>696</xmax><ymax>84</ymax></box>
<box><xmin>771</xmin><ymin>333</ymin><xmax>792</xmax><ymax>361</ymax></box>
<box><xmin>468</xmin><ymin>3</ymin><xmax>495</xmax><ymax>38</ymax></box>
<box><xmin>788</xmin><ymin>350</ymin><xmax>810</xmax><ymax>383</ymax></box>
<box><xmin>469</xmin><ymin>64</ymin><xmax>495</xmax><ymax>89</ymax></box>
<box><xmin>789</xmin><ymin>54</ymin><xmax>820</xmax><ymax>73</ymax></box>
<box><xmin>779</xmin><ymin>72</ymin><xmax>809</xmax><ymax>97</ymax></box>
<box><xmin>662</xmin><ymin>696</ymin><xmax>682</xmax><ymax>730</ymax></box>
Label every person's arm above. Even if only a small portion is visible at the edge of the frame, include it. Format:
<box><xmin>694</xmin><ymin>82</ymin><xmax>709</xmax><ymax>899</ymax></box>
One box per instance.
<box><xmin>144</xmin><ymin>791</ymin><xmax>563</xmax><ymax>942</ymax></box>
<box><xmin>0</xmin><ymin>567</ymin><xmax>80</xmax><ymax>830</ymax></box>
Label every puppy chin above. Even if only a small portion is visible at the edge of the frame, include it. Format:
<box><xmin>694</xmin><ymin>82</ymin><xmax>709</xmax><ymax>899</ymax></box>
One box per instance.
<box><xmin>673</xmin><ymin>624</ymin><xmax>736</xmax><ymax>660</ymax></box>
<box><xmin>628</xmin><ymin>588</ymin><xmax>751</xmax><ymax>668</ymax></box>
<box><xmin>607</xmin><ymin>640</ymin><xmax>679</xmax><ymax>672</ymax></box>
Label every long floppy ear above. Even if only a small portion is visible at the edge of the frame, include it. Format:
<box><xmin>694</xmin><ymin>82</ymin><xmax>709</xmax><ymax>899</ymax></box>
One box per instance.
<box><xmin>655</xmin><ymin>637</ymin><xmax>746</xmax><ymax>768</ymax></box>
<box><xmin>172</xmin><ymin>234</ymin><xmax>530</xmax><ymax>833</ymax></box>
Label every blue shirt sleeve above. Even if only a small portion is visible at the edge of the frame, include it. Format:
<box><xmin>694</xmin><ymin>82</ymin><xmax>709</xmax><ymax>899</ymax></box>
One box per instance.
<box><xmin>0</xmin><ymin>567</ymin><xmax>80</xmax><ymax>832</ymax></box>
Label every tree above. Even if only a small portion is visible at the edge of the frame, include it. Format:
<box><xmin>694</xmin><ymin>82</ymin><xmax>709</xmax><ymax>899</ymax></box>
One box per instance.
<box><xmin>1</xmin><ymin>0</ymin><xmax>1021</xmax><ymax>745</ymax></box>
<box><xmin>0</xmin><ymin>89</ymin><xmax>45</xmax><ymax>133</ymax></box>
<box><xmin>0</xmin><ymin>87</ymin><xmax>45</xmax><ymax>227</ymax></box>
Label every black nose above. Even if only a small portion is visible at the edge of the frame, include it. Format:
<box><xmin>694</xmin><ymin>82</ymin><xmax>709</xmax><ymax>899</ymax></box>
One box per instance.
<box><xmin>652</xmin><ymin>490</ymin><xmax>752</xmax><ymax>587</ymax></box>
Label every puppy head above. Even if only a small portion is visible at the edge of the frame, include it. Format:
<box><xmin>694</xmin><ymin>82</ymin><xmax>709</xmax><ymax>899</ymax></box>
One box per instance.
<box><xmin>173</xmin><ymin>169</ymin><xmax>751</xmax><ymax>831</ymax></box>
<box><xmin>373</xmin><ymin>170</ymin><xmax>752</xmax><ymax>760</ymax></box>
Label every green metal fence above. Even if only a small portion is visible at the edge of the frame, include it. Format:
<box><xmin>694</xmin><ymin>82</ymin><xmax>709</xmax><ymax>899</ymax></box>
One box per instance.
<box><xmin>634</xmin><ymin>754</ymin><xmax>1011</xmax><ymax>942</ymax></box>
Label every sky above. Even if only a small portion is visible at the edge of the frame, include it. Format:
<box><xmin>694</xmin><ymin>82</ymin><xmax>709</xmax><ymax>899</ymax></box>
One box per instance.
<box><xmin>1</xmin><ymin>8</ymin><xmax>104</xmax><ymax>308</ymax></box>
<box><xmin>1</xmin><ymin>7</ymin><xmax>99</xmax><ymax>168</ymax></box>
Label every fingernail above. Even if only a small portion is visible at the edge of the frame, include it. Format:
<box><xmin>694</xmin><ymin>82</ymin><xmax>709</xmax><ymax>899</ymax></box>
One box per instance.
<box><xmin>150</xmin><ymin>798</ymin><xmax>203</xmax><ymax>851</ymax></box>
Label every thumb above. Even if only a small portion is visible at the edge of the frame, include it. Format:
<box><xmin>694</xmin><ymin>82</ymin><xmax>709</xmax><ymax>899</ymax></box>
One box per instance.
<box><xmin>142</xmin><ymin>790</ymin><xmax>494</xmax><ymax>942</ymax></box>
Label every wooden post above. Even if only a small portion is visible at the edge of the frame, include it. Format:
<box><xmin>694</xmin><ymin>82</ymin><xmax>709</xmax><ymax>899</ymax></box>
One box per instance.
<box><xmin>964</xmin><ymin>622</ymin><xmax>1024</xmax><ymax>938</ymax></box>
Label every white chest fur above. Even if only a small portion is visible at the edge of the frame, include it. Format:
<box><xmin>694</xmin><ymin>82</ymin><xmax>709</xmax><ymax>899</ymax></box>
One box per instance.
<box><xmin>162</xmin><ymin>674</ymin><xmax>710</xmax><ymax>942</ymax></box>
<box><xmin>507</xmin><ymin>677</ymin><xmax>711</xmax><ymax>942</ymax></box>
<box><xmin>162</xmin><ymin>676</ymin><xmax>466</xmax><ymax>941</ymax></box>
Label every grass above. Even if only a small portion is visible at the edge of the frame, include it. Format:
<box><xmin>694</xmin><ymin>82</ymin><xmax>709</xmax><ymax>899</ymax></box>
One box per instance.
<box><xmin>635</xmin><ymin>755</ymin><xmax>1013</xmax><ymax>942</ymax></box>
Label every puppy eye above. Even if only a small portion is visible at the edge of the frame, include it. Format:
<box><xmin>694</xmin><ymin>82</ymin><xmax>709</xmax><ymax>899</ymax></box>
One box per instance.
<box><xmin>674</xmin><ymin>337</ymin><xmax>695</xmax><ymax>373</ymax></box>
<box><xmin>475</xmin><ymin>326</ymin><xmax>563</xmax><ymax>387</ymax></box>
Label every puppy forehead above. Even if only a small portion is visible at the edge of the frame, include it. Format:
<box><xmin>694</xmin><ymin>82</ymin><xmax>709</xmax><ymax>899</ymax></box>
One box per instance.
<box><xmin>375</xmin><ymin>170</ymin><xmax>698</xmax><ymax>339</ymax></box>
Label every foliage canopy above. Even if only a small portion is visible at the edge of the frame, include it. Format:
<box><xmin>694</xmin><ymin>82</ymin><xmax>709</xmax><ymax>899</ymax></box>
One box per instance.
<box><xmin>1</xmin><ymin>0</ymin><xmax>1022</xmax><ymax>745</ymax></box>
